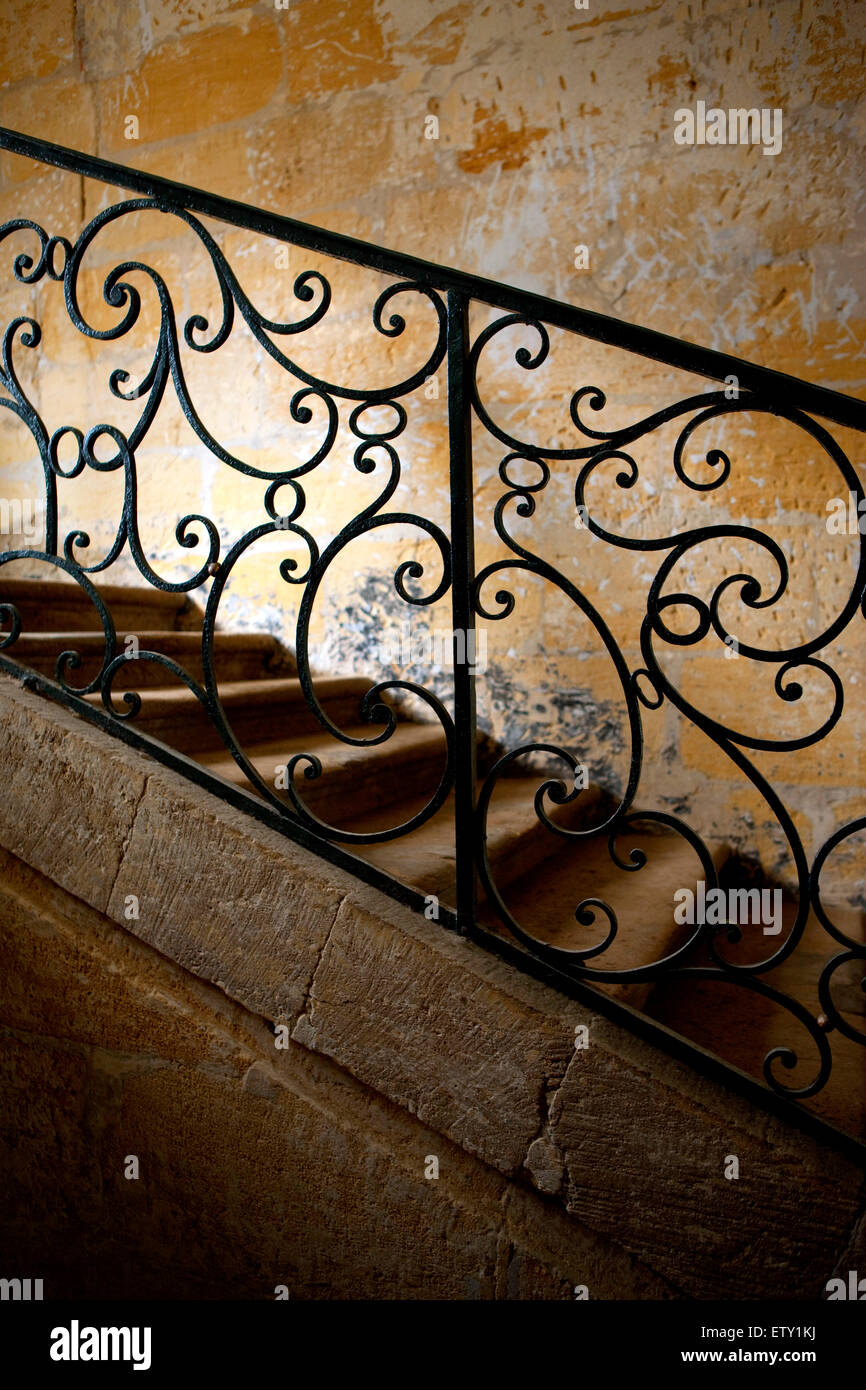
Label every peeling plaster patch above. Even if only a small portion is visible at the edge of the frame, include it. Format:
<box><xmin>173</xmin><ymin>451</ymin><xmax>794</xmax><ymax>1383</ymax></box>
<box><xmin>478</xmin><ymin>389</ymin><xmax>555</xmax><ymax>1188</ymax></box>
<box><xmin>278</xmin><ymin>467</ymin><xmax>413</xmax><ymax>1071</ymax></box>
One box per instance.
<box><xmin>646</xmin><ymin>51</ymin><xmax>693</xmax><ymax>96</ymax></box>
<box><xmin>405</xmin><ymin>2</ymin><xmax>467</xmax><ymax>66</ymax></box>
<box><xmin>313</xmin><ymin>572</ymin><xmax>456</xmax><ymax>720</ymax></box>
<box><xmin>479</xmin><ymin>662</ymin><xmax>626</xmax><ymax>790</ymax></box>
<box><xmin>457</xmin><ymin>103</ymin><xmax>550</xmax><ymax>174</ymax></box>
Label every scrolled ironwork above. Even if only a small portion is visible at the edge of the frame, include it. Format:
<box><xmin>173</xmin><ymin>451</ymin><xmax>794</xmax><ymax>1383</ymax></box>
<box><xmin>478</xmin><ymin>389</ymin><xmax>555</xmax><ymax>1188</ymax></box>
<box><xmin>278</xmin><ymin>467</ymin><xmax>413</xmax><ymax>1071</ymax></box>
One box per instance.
<box><xmin>469</xmin><ymin>308</ymin><xmax>865</xmax><ymax>1114</ymax></box>
<box><xmin>0</xmin><ymin>184</ymin><xmax>454</xmax><ymax>845</ymax></box>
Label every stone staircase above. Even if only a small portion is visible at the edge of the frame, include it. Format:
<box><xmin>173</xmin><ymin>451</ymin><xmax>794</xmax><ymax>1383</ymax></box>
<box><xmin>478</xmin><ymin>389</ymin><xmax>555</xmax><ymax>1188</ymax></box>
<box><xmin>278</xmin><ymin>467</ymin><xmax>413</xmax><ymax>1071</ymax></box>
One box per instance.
<box><xmin>0</xmin><ymin>572</ymin><xmax>711</xmax><ymax>937</ymax></box>
<box><xmin>2</xmin><ymin>573</ymin><xmax>863</xmax><ymax>1142</ymax></box>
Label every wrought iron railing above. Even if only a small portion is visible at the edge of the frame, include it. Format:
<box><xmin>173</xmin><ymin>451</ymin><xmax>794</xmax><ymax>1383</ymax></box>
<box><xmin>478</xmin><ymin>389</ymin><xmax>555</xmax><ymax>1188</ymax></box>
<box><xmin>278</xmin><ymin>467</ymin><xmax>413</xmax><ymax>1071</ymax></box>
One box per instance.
<box><xmin>0</xmin><ymin>127</ymin><xmax>864</xmax><ymax>1159</ymax></box>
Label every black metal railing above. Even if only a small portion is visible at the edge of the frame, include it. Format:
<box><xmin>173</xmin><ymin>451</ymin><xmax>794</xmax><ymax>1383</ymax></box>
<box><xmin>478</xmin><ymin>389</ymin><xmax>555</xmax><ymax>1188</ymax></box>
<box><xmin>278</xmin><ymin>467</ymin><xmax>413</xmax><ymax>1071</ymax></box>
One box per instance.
<box><xmin>0</xmin><ymin>127</ymin><xmax>864</xmax><ymax>1159</ymax></box>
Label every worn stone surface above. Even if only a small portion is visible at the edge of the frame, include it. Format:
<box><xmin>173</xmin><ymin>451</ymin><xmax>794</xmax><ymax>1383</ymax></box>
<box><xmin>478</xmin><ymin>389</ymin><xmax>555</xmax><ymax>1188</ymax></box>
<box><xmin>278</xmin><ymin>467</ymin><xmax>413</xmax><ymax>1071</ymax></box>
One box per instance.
<box><xmin>544</xmin><ymin>1034</ymin><xmax>866</xmax><ymax>1299</ymax></box>
<box><xmin>106</xmin><ymin>769</ymin><xmax>346</xmax><ymax>1022</ymax></box>
<box><xmin>291</xmin><ymin>889</ymin><xmax>576</xmax><ymax>1174</ymax></box>
<box><xmin>0</xmin><ymin>844</ymin><xmax>674</xmax><ymax>1299</ymax></box>
<box><xmin>0</xmin><ymin>676</ymin><xmax>146</xmax><ymax>914</ymax></box>
<box><xmin>0</xmin><ymin>674</ymin><xmax>863</xmax><ymax>1297</ymax></box>
<box><xmin>0</xmin><ymin>676</ymin><xmax>582</xmax><ymax>1175</ymax></box>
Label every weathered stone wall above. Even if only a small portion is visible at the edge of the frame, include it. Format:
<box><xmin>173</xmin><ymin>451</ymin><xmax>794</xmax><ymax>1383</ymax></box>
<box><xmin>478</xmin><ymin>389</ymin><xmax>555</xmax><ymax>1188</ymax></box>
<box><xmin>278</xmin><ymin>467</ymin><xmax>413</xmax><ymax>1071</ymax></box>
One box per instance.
<box><xmin>0</xmin><ymin>2</ymin><xmax>863</xmax><ymax>896</ymax></box>
<box><xmin>0</xmin><ymin>675</ymin><xmax>864</xmax><ymax>1298</ymax></box>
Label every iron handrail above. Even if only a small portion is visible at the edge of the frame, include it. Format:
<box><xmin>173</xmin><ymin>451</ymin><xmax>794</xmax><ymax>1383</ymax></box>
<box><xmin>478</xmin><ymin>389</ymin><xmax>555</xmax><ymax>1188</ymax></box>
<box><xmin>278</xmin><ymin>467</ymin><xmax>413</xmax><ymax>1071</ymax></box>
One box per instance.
<box><xmin>1</xmin><ymin>125</ymin><xmax>864</xmax><ymax>432</ymax></box>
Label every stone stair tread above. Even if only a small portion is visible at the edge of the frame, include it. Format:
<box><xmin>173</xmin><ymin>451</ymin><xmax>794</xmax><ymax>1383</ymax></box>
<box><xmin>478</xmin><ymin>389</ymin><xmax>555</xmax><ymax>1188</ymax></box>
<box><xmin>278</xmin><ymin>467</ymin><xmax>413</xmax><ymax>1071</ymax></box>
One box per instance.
<box><xmin>476</xmin><ymin>828</ymin><xmax>730</xmax><ymax>1008</ymax></box>
<box><xmin>7</xmin><ymin>628</ymin><xmax>296</xmax><ymax>684</ymax></box>
<box><xmin>10</xmin><ymin>629</ymin><xmax>279</xmax><ymax>649</ymax></box>
<box><xmin>645</xmin><ymin>896</ymin><xmax>866</xmax><ymax>1136</ymax></box>
<box><xmin>0</xmin><ymin>576</ymin><xmax>202</xmax><ymax>630</ymax></box>
<box><xmin>75</xmin><ymin>673</ymin><xmax>390</xmax><ymax>754</ymax></box>
<box><xmin>83</xmin><ymin>673</ymin><xmax>375</xmax><ymax>713</ymax></box>
<box><xmin>0</xmin><ymin>576</ymin><xmax>186</xmax><ymax>604</ymax></box>
<box><xmin>345</xmin><ymin>779</ymin><xmax>610</xmax><ymax>905</ymax></box>
<box><xmin>194</xmin><ymin>721</ymin><xmax>451</xmax><ymax>825</ymax></box>
<box><xmin>196</xmin><ymin>720</ymin><xmax>446</xmax><ymax>775</ymax></box>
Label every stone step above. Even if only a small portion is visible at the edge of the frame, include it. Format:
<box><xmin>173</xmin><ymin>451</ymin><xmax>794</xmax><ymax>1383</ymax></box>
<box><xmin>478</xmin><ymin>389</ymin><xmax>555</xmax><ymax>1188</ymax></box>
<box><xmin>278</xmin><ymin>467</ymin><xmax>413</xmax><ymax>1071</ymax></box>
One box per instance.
<box><xmin>0</xmin><ymin>576</ymin><xmax>202</xmax><ymax>633</ymax></box>
<box><xmin>476</xmin><ymin>827</ymin><xmax>731</xmax><ymax>1009</ymax></box>
<box><xmin>3</xmin><ymin>629</ymin><xmax>296</xmax><ymax>687</ymax></box>
<box><xmin>195</xmin><ymin>721</ymin><xmax>450</xmax><ymax>822</ymax></box>
<box><xmin>344</xmin><ymin>779</ymin><xmax>612</xmax><ymax>905</ymax></box>
<box><xmin>83</xmin><ymin>675</ymin><xmax>391</xmax><ymax>753</ymax></box>
<box><xmin>645</xmin><ymin>894</ymin><xmax>866</xmax><ymax>1137</ymax></box>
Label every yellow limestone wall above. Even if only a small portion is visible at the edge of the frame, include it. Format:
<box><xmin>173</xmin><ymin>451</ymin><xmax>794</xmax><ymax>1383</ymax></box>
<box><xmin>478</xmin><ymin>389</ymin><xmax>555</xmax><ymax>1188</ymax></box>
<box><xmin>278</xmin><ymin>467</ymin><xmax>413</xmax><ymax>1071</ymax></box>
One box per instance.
<box><xmin>0</xmin><ymin>0</ymin><xmax>864</xmax><ymax>901</ymax></box>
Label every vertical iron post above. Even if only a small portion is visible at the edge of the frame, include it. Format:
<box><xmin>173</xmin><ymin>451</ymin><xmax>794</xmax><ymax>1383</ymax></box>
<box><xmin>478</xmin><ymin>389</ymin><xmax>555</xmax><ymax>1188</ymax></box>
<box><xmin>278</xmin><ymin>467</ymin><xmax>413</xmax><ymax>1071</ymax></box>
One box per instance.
<box><xmin>446</xmin><ymin>289</ymin><xmax>477</xmax><ymax>935</ymax></box>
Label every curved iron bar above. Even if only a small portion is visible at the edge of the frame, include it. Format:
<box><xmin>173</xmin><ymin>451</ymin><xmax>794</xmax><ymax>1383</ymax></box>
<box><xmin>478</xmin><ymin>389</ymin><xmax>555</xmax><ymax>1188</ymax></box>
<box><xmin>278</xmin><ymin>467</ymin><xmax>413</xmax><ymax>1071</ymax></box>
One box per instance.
<box><xmin>0</xmin><ymin>550</ymin><xmax>117</xmax><ymax>690</ymax></box>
